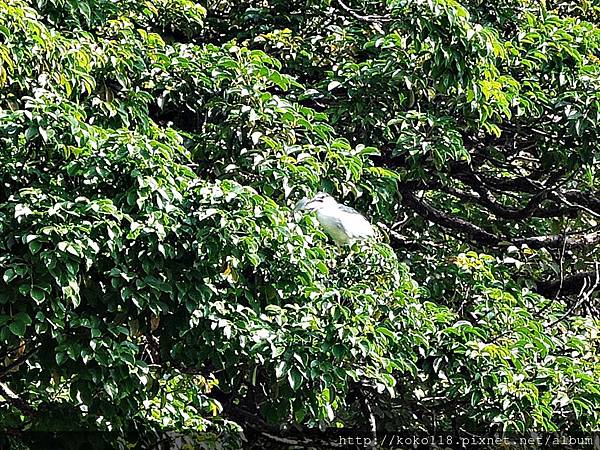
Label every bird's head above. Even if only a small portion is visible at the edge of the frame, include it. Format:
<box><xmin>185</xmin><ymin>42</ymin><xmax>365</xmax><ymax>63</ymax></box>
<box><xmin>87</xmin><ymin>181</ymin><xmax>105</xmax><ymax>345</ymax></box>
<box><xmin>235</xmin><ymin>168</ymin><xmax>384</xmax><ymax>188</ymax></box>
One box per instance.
<box><xmin>297</xmin><ymin>192</ymin><xmax>337</xmax><ymax>212</ymax></box>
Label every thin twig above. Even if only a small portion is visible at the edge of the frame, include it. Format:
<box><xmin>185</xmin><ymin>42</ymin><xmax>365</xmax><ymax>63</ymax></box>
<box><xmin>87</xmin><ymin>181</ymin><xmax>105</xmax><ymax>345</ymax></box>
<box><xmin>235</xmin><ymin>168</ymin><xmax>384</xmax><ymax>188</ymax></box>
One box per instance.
<box><xmin>360</xmin><ymin>390</ymin><xmax>377</xmax><ymax>445</ymax></box>
<box><xmin>556</xmin><ymin>225</ymin><xmax>569</xmax><ymax>299</ymax></box>
<box><xmin>0</xmin><ymin>343</ymin><xmax>42</xmax><ymax>380</ymax></box>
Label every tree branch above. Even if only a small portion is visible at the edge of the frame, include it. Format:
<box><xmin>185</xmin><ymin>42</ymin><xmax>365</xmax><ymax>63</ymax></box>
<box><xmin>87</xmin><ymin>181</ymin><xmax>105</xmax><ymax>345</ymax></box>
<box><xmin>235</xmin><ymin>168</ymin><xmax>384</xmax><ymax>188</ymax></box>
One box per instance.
<box><xmin>544</xmin><ymin>262</ymin><xmax>600</xmax><ymax>328</ymax></box>
<box><xmin>563</xmin><ymin>190</ymin><xmax>600</xmax><ymax>214</ymax></box>
<box><xmin>439</xmin><ymin>185</ymin><xmax>576</xmax><ymax>220</ymax></box>
<box><xmin>0</xmin><ymin>382</ymin><xmax>37</xmax><ymax>418</ymax></box>
<box><xmin>401</xmin><ymin>191</ymin><xmax>600</xmax><ymax>250</ymax></box>
<box><xmin>449</xmin><ymin>163</ymin><xmax>600</xmax><ymax>219</ymax></box>
<box><xmin>514</xmin><ymin>230</ymin><xmax>600</xmax><ymax>249</ymax></box>
<box><xmin>0</xmin><ymin>343</ymin><xmax>41</xmax><ymax>380</ymax></box>
<box><xmin>259</xmin><ymin>431</ymin><xmax>344</xmax><ymax>448</ymax></box>
<box><xmin>536</xmin><ymin>270</ymin><xmax>600</xmax><ymax>298</ymax></box>
<box><xmin>401</xmin><ymin>191</ymin><xmax>501</xmax><ymax>246</ymax></box>
<box><xmin>377</xmin><ymin>221</ymin><xmax>423</xmax><ymax>250</ymax></box>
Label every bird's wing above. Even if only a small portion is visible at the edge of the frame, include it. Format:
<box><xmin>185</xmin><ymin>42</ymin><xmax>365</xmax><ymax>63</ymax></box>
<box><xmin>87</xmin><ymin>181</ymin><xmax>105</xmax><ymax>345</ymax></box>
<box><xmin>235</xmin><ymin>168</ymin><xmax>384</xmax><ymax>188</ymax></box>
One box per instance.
<box><xmin>316</xmin><ymin>213</ymin><xmax>349</xmax><ymax>245</ymax></box>
<box><xmin>321</xmin><ymin>215</ymin><xmax>348</xmax><ymax>233</ymax></box>
<box><xmin>339</xmin><ymin>210</ymin><xmax>375</xmax><ymax>239</ymax></box>
<box><xmin>337</xmin><ymin>204</ymin><xmax>361</xmax><ymax>214</ymax></box>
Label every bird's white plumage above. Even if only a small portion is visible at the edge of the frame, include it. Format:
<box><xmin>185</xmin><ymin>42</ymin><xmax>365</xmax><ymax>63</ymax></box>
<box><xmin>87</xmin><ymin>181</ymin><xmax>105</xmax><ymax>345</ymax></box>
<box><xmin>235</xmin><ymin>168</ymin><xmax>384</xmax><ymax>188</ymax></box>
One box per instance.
<box><xmin>297</xmin><ymin>193</ymin><xmax>375</xmax><ymax>246</ymax></box>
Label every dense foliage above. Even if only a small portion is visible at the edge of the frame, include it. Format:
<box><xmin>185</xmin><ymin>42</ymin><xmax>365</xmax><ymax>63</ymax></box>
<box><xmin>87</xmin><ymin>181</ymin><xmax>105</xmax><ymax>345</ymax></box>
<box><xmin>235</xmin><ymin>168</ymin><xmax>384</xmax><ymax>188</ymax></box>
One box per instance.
<box><xmin>1</xmin><ymin>0</ymin><xmax>599</xmax><ymax>448</ymax></box>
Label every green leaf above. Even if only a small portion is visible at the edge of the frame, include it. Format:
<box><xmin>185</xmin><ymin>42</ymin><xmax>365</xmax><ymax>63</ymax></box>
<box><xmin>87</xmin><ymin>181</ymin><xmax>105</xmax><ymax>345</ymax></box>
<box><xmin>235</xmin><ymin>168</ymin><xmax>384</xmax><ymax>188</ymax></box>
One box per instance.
<box><xmin>28</xmin><ymin>240</ymin><xmax>42</xmax><ymax>254</ymax></box>
<box><xmin>288</xmin><ymin>367</ymin><xmax>303</xmax><ymax>391</ymax></box>
<box><xmin>8</xmin><ymin>313</ymin><xmax>31</xmax><ymax>337</ymax></box>
<box><xmin>3</xmin><ymin>269</ymin><xmax>16</xmax><ymax>283</ymax></box>
<box><xmin>30</xmin><ymin>287</ymin><xmax>45</xmax><ymax>303</ymax></box>
<box><xmin>331</xmin><ymin>344</ymin><xmax>345</xmax><ymax>358</ymax></box>
<box><xmin>294</xmin><ymin>407</ymin><xmax>307</xmax><ymax>423</ymax></box>
<box><xmin>327</xmin><ymin>80</ymin><xmax>341</xmax><ymax>91</ymax></box>
<box><xmin>56</xmin><ymin>352</ymin><xmax>66</xmax><ymax>366</ymax></box>
<box><xmin>24</xmin><ymin>126</ymin><xmax>38</xmax><ymax>140</ymax></box>
<box><xmin>78</xmin><ymin>2</ymin><xmax>92</xmax><ymax>23</ymax></box>
<box><xmin>9</xmin><ymin>320</ymin><xmax>26</xmax><ymax>337</ymax></box>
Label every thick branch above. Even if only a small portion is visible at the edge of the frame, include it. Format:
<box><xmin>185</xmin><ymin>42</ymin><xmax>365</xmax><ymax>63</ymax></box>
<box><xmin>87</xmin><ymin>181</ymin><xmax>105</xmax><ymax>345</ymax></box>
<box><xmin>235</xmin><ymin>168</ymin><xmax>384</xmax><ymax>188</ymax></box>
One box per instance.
<box><xmin>0</xmin><ymin>382</ymin><xmax>36</xmax><ymax>417</ymax></box>
<box><xmin>451</xmin><ymin>164</ymin><xmax>600</xmax><ymax>217</ymax></box>
<box><xmin>399</xmin><ymin>176</ymin><xmax>578</xmax><ymax>221</ymax></box>
<box><xmin>439</xmin><ymin>185</ymin><xmax>576</xmax><ymax>220</ymax></box>
<box><xmin>514</xmin><ymin>230</ymin><xmax>600</xmax><ymax>250</ymax></box>
<box><xmin>377</xmin><ymin>221</ymin><xmax>423</xmax><ymax>250</ymax></box>
<box><xmin>450</xmin><ymin>163</ymin><xmax>542</xmax><ymax>194</ymax></box>
<box><xmin>536</xmin><ymin>270</ymin><xmax>600</xmax><ymax>298</ymax></box>
<box><xmin>563</xmin><ymin>190</ymin><xmax>600</xmax><ymax>215</ymax></box>
<box><xmin>224</xmin><ymin>403</ymin><xmax>345</xmax><ymax>448</ymax></box>
<box><xmin>402</xmin><ymin>191</ymin><xmax>600</xmax><ymax>250</ymax></box>
<box><xmin>259</xmin><ymin>431</ymin><xmax>344</xmax><ymax>448</ymax></box>
<box><xmin>401</xmin><ymin>191</ymin><xmax>501</xmax><ymax>246</ymax></box>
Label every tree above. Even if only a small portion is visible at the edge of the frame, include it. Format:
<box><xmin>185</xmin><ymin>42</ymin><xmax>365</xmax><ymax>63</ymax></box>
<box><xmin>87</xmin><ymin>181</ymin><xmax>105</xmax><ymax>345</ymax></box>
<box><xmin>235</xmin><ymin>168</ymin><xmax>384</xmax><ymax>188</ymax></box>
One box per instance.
<box><xmin>0</xmin><ymin>0</ymin><xmax>599</xmax><ymax>448</ymax></box>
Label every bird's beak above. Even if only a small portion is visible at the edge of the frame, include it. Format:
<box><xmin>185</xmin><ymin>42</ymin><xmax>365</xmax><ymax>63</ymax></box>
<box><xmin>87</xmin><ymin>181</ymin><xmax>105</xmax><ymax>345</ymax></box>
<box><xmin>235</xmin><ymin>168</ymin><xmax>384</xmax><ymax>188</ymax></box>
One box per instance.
<box><xmin>294</xmin><ymin>197</ymin><xmax>309</xmax><ymax>212</ymax></box>
<box><xmin>297</xmin><ymin>198</ymin><xmax>321</xmax><ymax>213</ymax></box>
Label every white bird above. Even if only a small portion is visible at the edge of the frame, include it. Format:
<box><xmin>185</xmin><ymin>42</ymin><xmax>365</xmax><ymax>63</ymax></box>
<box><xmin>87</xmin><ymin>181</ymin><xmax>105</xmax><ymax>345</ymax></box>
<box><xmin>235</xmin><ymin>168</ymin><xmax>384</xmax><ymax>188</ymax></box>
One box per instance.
<box><xmin>295</xmin><ymin>192</ymin><xmax>375</xmax><ymax>246</ymax></box>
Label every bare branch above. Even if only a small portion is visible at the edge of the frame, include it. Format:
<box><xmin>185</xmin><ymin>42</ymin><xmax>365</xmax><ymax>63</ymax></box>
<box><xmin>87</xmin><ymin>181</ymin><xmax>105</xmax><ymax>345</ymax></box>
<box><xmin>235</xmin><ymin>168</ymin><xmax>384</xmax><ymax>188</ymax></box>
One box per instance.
<box><xmin>0</xmin><ymin>382</ymin><xmax>36</xmax><ymax>417</ymax></box>
<box><xmin>401</xmin><ymin>191</ymin><xmax>600</xmax><ymax>250</ymax></box>
<box><xmin>439</xmin><ymin>185</ymin><xmax>576</xmax><ymax>220</ymax></box>
<box><xmin>358</xmin><ymin>388</ymin><xmax>377</xmax><ymax>443</ymax></box>
<box><xmin>563</xmin><ymin>190</ymin><xmax>600</xmax><ymax>214</ymax></box>
<box><xmin>260</xmin><ymin>431</ymin><xmax>344</xmax><ymax>448</ymax></box>
<box><xmin>514</xmin><ymin>229</ymin><xmax>600</xmax><ymax>249</ymax></box>
<box><xmin>376</xmin><ymin>221</ymin><xmax>423</xmax><ymax>250</ymax></box>
<box><xmin>536</xmin><ymin>269</ymin><xmax>600</xmax><ymax>299</ymax></box>
<box><xmin>401</xmin><ymin>191</ymin><xmax>500</xmax><ymax>246</ymax></box>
